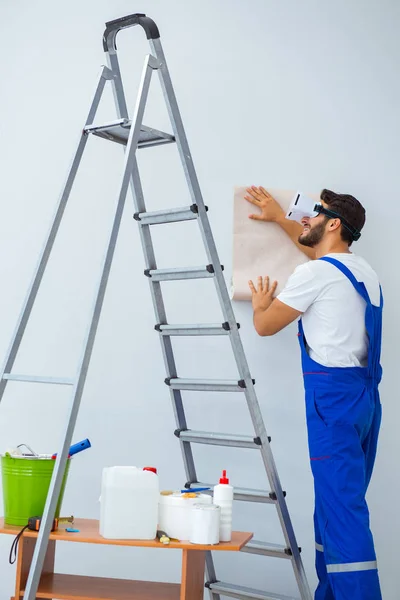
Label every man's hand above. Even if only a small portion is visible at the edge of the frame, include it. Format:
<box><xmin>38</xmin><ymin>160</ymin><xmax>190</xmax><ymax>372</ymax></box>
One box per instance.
<box><xmin>244</xmin><ymin>186</ymin><xmax>285</xmax><ymax>223</ymax></box>
<box><xmin>244</xmin><ymin>185</ymin><xmax>316</xmax><ymax>260</ymax></box>
<box><xmin>248</xmin><ymin>276</ymin><xmax>301</xmax><ymax>336</ymax></box>
<box><xmin>248</xmin><ymin>276</ymin><xmax>278</xmax><ymax>313</ymax></box>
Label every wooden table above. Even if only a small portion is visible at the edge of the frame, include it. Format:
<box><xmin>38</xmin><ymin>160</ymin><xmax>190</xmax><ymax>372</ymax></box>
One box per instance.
<box><xmin>0</xmin><ymin>518</ymin><xmax>252</xmax><ymax>599</ymax></box>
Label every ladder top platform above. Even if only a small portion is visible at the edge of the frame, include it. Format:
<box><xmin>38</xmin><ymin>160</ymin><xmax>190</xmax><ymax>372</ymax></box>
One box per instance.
<box><xmin>84</xmin><ymin>119</ymin><xmax>175</xmax><ymax>149</ymax></box>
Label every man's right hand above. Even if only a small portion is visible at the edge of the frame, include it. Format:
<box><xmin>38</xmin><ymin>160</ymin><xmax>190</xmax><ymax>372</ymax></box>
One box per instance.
<box><xmin>244</xmin><ymin>186</ymin><xmax>285</xmax><ymax>223</ymax></box>
<box><xmin>244</xmin><ymin>185</ymin><xmax>315</xmax><ymax>260</ymax></box>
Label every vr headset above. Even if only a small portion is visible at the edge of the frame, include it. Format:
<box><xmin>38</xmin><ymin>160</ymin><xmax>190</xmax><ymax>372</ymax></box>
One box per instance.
<box><xmin>286</xmin><ymin>192</ymin><xmax>361</xmax><ymax>241</ymax></box>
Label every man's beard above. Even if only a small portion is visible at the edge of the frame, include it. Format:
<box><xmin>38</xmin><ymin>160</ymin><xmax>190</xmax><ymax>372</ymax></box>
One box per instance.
<box><xmin>298</xmin><ymin>222</ymin><xmax>326</xmax><ymax>247</ymax></box>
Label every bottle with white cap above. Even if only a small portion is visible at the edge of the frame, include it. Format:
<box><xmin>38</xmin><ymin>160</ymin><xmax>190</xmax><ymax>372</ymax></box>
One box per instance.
<box><xmin>213</xmin><ymin>469</ymin><xmax>234</xmax><ymax>542</ymax></box>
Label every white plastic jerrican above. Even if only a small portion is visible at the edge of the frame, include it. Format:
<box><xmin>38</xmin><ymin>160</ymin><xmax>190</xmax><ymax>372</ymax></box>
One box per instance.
<box><xmin>158</xmin><ymin>492</ymin><xmax>212</xmax><ymax>540</ymax></box>
<box><xmin>213</xmin><ymin>470</ymin><xmax>233</xmax><ymax>542</ymax></box>
<box><xmin>100</xmin><ymin>466</ymin><xmax>159</xmax><ymax>539</ymax></box>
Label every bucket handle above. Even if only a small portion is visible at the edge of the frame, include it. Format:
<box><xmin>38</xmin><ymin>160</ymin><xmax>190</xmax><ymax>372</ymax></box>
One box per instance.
<box><xmin>17</xmin><ymin>443</ymin><xmax>39</xmax><ymax>457</ymax></box>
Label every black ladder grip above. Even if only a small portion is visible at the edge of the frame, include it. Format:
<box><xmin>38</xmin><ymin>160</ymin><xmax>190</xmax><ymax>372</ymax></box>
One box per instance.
<box><xmin>174</xmin><ymin>428</ymin><xmax>187</xmax><ymax>438</ymax></box>
<box><xmin>103</xmin><ymin>13</ymin><xmax>160</xmax><ymax>51</ymax></box>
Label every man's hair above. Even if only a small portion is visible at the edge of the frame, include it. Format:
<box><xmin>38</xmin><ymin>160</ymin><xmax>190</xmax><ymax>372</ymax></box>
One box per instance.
<box><xmin>320</xmin><ymin>188</ymin><xmax>366</xmax><ymax>245</ymax></box>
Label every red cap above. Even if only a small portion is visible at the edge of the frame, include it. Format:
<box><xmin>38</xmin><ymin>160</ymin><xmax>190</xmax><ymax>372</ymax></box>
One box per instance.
<box><xmin>143</xmin><ymin>467</ymin><xmax>157</xmax><ymax>474</ymax></box>
<box><xmin>219</xmin><ymin>469</ymin><xmax>229</xmax><ymax>484</ymax></box>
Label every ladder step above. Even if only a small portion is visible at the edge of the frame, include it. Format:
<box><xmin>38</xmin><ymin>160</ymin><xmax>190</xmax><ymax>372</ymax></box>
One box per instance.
<box><xmin>241</xmin><ymin>539</ymin><xmax>292</xmax><ymax>559</ymax></box>
<box><xmin>155</xmin><ymin>322</ymin><xmax>239</xmax><ymax>336</ymax></box>
<box><xmin>144</xmin><ymin>264</ymin><xmax>223</xmax><ymax>281</ymax></box>
<box><xmin>84</xmin><ymin>119</ymin><xmax>175</xmax><ymax>149</ymax></box>
<box><xmin>206</xmin><ymin>581</ymin><xmax>299</xmax><ymax>600</ymax></box>
<box><xmin>134</xmin><ymin>204</ymin><xmax>208</xmax><ymax>225</ymax></box>
<box><xmin>175</xmin><ymin>429</ymin><xmax>267</xmax><ymax>449</ymax></box>
<box><xmin>165</xmin><ymin>377</ymin><xmax>254</xmax><ymax>392</ymax></box>
<box><xmin>184</xmin><ymin>482</ymin><xmax>283</xmax><ymax>504</ymax></box>
<box><xmin>2</xmin><ymin>374</ymin><xmax>74</xmax><ymax>386</ymax></box>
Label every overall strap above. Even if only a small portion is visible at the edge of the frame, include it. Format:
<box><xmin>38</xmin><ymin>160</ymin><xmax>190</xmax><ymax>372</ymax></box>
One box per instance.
<box><xmin>319</xmin><ymin>257</ymin><xmax>383</xmax><ymax>381</ymax></box>
<box><xmin>319</xmin><ymin>256</ymin><xmax>371</xmax><ymax>304</ymax></box>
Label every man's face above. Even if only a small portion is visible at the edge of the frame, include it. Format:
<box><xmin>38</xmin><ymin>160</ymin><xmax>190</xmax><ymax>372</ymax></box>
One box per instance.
<box><xmin>298</xmin><ymin>210</ymin><xmax>327</xmax><ymax>248</ymax></box>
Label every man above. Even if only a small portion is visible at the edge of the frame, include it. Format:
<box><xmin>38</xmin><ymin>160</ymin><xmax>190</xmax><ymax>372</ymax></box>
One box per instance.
<box><xmin>244</xmin><ymin>186</ymin><xmax>383</xmax><ymax>600</ymax></box>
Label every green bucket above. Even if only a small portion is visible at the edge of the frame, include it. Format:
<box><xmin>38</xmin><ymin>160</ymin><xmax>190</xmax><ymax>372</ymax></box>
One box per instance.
<box><xmin>1</xmin><ymin>454</ymin><xmax>71</xmax><ymax>526</ymax></box>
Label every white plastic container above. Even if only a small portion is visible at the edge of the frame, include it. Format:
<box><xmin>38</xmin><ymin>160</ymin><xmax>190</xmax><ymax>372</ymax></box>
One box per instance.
<box><xmin>158</xmin><ymin>492</ymin><xmax>212</xmax><ymax>540</ymax></box>
<box><xmin>213</xmin><ymin>469</ymin><xmax>234</xmax><ymax>542</ymax></box>
<box><xmin>100</xmin><ymin>466</ymin><xmax>159</xmax><ymax>539</ymax></box>
<box><xmin>190</xmin><ymin>504</ymin><xmax>220</xmax><ymax>545</ymax></box>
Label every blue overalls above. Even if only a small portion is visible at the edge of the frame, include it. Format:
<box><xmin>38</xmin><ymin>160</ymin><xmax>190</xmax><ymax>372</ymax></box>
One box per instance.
<box><xmin>298</xmin><ymin>257</ymin><xmax>383</xmax><ymax>600</ymax></box>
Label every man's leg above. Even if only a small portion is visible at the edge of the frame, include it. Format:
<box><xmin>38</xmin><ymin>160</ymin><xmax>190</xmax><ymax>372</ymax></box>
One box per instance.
<box><xmin>313</xmin><ymin>498</ymin><xmax>334</xmax><ymax>600</ymax></box>
<box><xmin>311</xmin><ymin>421</ymin><xmax>382</xmax><ymax>600</ymax></box>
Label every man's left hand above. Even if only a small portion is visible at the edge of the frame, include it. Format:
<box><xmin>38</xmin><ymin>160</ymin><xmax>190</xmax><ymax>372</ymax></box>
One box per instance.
<box><xmin>248</xmin><ymin>276</ymin><xmax>278</xmax><ymax>313</ymax></box>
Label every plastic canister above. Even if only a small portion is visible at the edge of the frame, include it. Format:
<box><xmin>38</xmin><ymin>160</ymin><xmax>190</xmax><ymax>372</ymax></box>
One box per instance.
<box><xmin>100</xmin><ymin>466</ymin><xmax>159</xmax><ymax>539</ymax></box>
<box><xmin>158</xmin><ymin>492</ymin><xmax>212</xmax><ymax>540</ymax></box>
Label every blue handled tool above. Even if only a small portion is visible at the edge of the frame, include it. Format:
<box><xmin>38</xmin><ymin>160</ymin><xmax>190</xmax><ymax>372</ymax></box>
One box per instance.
<box><xmin>181</xmin><ymin>487</ymin><xmax>210</xmax><ymax>493</ymax></box>
<box><xmin>52</xmin><ymin>438</ymin><xmax>91</xmax><ymax>459</ymax></box>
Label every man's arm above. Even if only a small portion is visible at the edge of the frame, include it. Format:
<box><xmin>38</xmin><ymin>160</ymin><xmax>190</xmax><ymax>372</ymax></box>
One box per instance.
<box><xmin>253</xmin><ymin>299</ymin><xmax>302</xmax><ymax>336</ymax></box>
<box><xmin>244</xmin><ymin>186</ymin><xmax>316</xmax><ymax>260</ymax></box>
<box><xmin>248</xmin><ymin>277</ymin><xmax>302</xmax><ymax>336</ymax></box>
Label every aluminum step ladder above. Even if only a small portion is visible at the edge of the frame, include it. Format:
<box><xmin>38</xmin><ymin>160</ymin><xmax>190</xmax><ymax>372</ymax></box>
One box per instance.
<box><xmin>0</xmin><ymin>13</ymin><xmax>312</xmax><ymax>600</ymax></box>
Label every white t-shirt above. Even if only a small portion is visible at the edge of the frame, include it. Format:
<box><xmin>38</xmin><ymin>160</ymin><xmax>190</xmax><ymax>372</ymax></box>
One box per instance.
<box><xmin>277</xmin><ymin>253</ymin><xmax>381</xmax><ymax>368</ymax></box>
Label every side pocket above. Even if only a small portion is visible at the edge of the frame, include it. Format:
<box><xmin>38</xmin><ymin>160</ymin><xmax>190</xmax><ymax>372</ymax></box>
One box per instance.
<box><xmin>313</xmin><ymin>395</ymin><xmax>328</xmax><ymax>427</ymax></box>
<box><xmin>305</xmin><ymin>389</ymin><xmax>332</xmax><ymax>462</ymax></box>
<box><xmin>306</xmin><ymin>388</ymin><xmax>328</xmax><ymax>428</ymax></box>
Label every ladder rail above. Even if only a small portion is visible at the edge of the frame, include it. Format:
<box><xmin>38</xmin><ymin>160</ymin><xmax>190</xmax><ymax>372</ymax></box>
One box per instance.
<box><xmin>116</xmin><ymin>49</ymin><xmax>218</xmax><ymax>595</ymax></box>
<box><xmin>150</xmin><ymin>37</ymin><xmax>312</xmax><ymax>600</ymax></box>
<box><xmin>106</xmin><ymin>49</ymin><xmax>198</xmax><ymax>490</ymax></box>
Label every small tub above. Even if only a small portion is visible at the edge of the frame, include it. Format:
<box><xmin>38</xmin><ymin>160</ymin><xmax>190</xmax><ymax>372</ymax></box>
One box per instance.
<box><xmin>158</xmin><ymin>492</ymin><xmax>212</xmax><ymax>540</ymax></box>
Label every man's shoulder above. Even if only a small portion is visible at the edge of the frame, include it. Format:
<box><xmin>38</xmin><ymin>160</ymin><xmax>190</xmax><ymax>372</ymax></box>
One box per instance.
<box><xmin>290</xmin><ymin>260</ymin><xmax>317</xmax><ymax>280</ymax></box>
<box><xmin>323</xmin><ymin>253</ymin><xmax>380</xmax><ymax>282</ymax></box>
<box><xmin>292</xmin><ymin>255</ymin><xmax>362</xmax><ymax>286</ymax></box>
<box><xmin>295</xmin><ymin>258</ymin><xmax>335</xmax><ymax>277</ymax></box>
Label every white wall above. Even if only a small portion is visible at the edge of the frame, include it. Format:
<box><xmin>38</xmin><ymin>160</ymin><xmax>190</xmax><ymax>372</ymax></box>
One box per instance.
<box><xmin>0</xmin><ymin>0</ymin><xmax>398</xmax><ymax>597</ymax></box>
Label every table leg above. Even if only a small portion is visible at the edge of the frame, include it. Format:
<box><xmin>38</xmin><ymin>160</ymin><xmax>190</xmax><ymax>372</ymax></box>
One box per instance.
<box><xmin>14</xmin><ymin>536</ymin><xmax>55</xmax><ymax>599</ymax></box>
<box><xmin>180</xmin><ymin>549</ymin><xmax>206</xmax><ymax>600</ymax></box>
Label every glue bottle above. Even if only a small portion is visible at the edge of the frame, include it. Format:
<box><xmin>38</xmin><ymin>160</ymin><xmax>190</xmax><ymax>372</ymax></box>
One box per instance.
<box><xmin>213</xmin><ymin>469</ymin><xmax>234</xmax><ymax>542</ymax></box>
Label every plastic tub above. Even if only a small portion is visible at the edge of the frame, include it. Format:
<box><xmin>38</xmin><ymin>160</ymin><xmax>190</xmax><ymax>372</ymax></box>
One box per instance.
<box><xmin>158</xmin><ymin>492</ymin><xmax>212</xmax><ymax>540</ymax></box>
